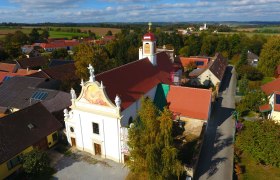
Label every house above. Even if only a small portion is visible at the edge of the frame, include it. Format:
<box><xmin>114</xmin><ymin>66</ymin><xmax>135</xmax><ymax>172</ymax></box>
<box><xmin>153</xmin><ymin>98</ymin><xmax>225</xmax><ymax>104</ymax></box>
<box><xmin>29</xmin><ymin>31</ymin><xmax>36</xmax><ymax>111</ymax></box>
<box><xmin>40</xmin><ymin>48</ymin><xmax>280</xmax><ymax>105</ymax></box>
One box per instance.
<box><xmin>260</xmin><ymin>78</ymin><xmax>280</xmax><ymax>122</ymax></box>
<box><xmin>189</xmin><ymin>53</ymin><xmax>227</xmax><ymax>87</ymax></box>
<box><xmin>0</xmin><ymin>76</ymin><xmax>71</xmax><ymax>119</ymax></box>
<box><xmin>0</xmin><ymin>67</ymin><xmax>38</xmax><ymax>85</ymax></box>
<box><xmin>166</xmin><ymin>86</ymin><xmax>212</xmax><ymax>122</ymax></box>
<box><xmin>16</xmin><ymin>56</ymin><xmax>49</xmax><ymax>70</ymax></box>
<box><xmin>0</xmin><ymin>63</ymin><xmax>17</xmax><ymax>73</ymax></box>
<box><xmin>0</xmin><ymin>103</ymin><xmax>62</xmax><ymax>179</ymax></box>
<box><xmin>247</xmin><ymin>50</ymin><xmax>259</xmax><ymax>67</ymax></box>
<box><xmin>28</xmin><ymin>63</ymin><xmax>78</xmax><ymax>84</ymax></box>
<box><xmin>21</xmin><ymin>45</ymin><xmax>41</xmax><ymax>58</ymax></box>
<box><xmin>39</xmin><ymin>40</ymin><xmax>80</xmax><ymax>52</ymax></box>
<box><xmin>64</xmin><ymin>24</ymin><xmax>212</xmax><ymax>164</ymax></box>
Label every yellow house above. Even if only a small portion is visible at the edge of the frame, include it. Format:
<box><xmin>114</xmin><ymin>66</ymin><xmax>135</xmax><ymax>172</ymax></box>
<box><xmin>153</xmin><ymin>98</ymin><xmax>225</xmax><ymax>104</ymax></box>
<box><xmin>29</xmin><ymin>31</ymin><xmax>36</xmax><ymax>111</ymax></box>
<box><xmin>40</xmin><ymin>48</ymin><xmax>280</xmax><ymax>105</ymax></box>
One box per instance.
<box><xmin>0</xmin><ymin>103</ymin><xmax>62</xmax><ymax>179</ymax></box>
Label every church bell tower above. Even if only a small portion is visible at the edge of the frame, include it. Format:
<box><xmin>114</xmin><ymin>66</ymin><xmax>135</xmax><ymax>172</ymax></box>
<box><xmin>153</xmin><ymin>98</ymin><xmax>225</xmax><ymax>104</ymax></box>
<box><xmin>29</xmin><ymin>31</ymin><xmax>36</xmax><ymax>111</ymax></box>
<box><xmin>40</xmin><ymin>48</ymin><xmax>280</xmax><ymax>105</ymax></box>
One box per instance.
<box><xmin>139</xmin><ymin>22</ymin><xmax>157</xmax><ymax>66</ymax></box>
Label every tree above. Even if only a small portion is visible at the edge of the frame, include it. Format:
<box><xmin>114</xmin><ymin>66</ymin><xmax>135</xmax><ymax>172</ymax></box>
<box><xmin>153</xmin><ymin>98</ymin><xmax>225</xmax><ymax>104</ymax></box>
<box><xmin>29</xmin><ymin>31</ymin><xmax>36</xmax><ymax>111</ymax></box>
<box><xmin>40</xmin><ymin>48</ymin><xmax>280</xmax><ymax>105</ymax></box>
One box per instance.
<box><xmin>127</xmin><ymin>98</ymin><xmax>184</xmax><ymax>179</ymax></box>
<box><xmin>236</xmin><ymin>120</ymin><xmax>280</xmax><ymax>167</ymax></box>
<box><xmin>73</xmin><ymin>43</ymin><xmax>110</xmax><ymax>79</ymax></box>
<box><xmin>41</xmin><ymin>29</ymin><xmax>49</xmax><ymax>40</ymax></box>
<box><xmin>51</xmin><ymin>48</ymin><xmax>69</xmax><ymax>59</ymax></box>
<box><xmin>22</xmin><ymin>149</ymin><xmax>51</xmax><ymax>178</ymax></box>
<box><xmin>106</xmin><ymin>30</ymin><xmax>113</xmax><ymax>36</ymax></box>
<box><xmin>29</xmin><ymin>28</ymin><xmax>41</xmax><ymax>43</ymax></box>
<box><xmin>239</xmin><ymin>74</ymin><xmax>249</xmax><ymax>95</ymax></box>
<box><xmin>258</xmin><ymin>36</ymin><xmax>280</xmax><ymax>76</ymax></box>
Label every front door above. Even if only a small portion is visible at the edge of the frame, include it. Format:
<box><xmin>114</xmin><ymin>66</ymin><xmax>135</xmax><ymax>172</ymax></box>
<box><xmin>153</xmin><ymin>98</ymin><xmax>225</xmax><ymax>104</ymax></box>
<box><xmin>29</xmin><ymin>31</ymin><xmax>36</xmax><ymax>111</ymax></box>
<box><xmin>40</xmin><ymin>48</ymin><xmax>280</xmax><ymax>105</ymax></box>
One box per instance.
<box><xmin>71</xmin><ymin>137</ymin><xmax>76</xmax><ymax>147</ymax></box>
<box><xmin>94</xmin><ymin>143</ymin><xmax>101</xmax><ymax>155</ymax></box>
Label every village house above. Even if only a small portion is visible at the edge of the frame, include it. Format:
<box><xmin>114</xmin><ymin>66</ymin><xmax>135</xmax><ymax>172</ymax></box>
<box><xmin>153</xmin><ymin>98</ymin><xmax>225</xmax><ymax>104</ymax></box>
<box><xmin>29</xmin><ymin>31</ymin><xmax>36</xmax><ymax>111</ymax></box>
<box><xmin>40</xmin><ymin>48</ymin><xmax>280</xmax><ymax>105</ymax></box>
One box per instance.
<box><xmin>247</xmin><ymin>50</ymin><xmax>259</xmax><ymax>67</ymax></box>
<box><xmin>179</xmin><ymin>56</ymin><xmax>211</xmax><ymax>69</ymax></box>
<box><xmin>15</xmin><ymin>56</ymin><xmax>49</xmax><ymax>70</ymax></box>
<box><xmin>0</xmin><ymin>76</ymin><xmax>71</xmax><ymax>120</ymax></box>
<box><xmin>39</xmin><ymin>39</ymin><xmax>79</xmax><ymax>52</ymax></box>
<box><xmin>0</xmin><ymin>103</ymin><xmax>62</xmax><ymax>179</ymax></box>
<box><xmin>188</xmin><ymin>53</ymin><xmax>228</xmax><ymax>89</ymax></box>
<box><xmin>260</xmin><ymin>78</ymin><xmax>280</xmax><ymax>123</ymax></box>
<box><xmin>64</xmin><ymin>24</ymin><xmax>212</xmax><ymax>164</ymax></box>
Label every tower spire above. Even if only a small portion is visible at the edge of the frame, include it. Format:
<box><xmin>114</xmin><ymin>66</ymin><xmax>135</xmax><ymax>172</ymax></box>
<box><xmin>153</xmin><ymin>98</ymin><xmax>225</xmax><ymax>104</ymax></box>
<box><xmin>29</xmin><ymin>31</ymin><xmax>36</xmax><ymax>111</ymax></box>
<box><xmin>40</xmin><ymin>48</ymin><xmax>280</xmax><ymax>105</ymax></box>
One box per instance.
<box><xmin>148</xmin><ymin>22</ymin><xmax>152</xmax><ymax>32</ymax></box>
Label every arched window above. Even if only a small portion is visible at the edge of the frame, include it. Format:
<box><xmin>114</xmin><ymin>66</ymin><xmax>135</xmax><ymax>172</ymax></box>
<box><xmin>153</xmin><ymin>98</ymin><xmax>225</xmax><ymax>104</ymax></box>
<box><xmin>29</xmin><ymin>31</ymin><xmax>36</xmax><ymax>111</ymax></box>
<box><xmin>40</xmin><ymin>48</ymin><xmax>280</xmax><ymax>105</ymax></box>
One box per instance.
<box><xmin>70</xmin><ymin>127</ymin><xmax>74</xmax><ymax>133</ymax></box>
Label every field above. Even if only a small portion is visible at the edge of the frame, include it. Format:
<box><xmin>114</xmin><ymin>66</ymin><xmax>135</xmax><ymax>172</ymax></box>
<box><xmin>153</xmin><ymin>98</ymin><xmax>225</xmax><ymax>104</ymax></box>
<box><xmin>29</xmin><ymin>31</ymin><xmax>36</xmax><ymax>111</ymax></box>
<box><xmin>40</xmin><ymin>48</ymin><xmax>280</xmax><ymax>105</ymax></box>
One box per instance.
<box><xmin>0</xmin><ymin>26</ymin><xmax>121</xmax><ymax>40</ymax></box>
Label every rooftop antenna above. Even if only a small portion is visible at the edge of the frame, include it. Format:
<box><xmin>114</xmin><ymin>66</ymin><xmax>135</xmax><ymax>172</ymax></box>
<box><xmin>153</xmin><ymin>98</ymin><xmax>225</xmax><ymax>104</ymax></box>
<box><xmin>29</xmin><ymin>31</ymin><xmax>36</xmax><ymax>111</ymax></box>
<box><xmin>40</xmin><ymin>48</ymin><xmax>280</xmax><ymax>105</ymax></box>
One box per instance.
<box><xmin>148</xmin><ymin>22</ymin><xmax>152</xmax><ymax>32</ymax></box>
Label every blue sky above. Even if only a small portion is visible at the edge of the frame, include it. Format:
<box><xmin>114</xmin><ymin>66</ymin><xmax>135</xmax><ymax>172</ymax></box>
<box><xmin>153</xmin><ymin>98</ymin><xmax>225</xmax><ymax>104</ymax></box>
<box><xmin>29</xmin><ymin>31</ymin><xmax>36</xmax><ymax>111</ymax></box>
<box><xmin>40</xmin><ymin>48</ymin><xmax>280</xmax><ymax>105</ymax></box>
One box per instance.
<box><xmin>0</xmin><ymin>0</ymin><xmax>279</xmax><ymax>23</ymax></box>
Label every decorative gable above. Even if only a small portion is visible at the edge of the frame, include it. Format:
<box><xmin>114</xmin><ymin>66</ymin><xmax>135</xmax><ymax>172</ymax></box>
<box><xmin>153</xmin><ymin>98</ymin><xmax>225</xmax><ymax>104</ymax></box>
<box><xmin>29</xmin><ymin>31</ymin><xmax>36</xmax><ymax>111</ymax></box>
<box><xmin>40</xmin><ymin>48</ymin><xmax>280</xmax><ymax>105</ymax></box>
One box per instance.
<box><xmin>78</xmin><ymin>81</ymin><xmax>116</xmax><ymax>108</ymax></box>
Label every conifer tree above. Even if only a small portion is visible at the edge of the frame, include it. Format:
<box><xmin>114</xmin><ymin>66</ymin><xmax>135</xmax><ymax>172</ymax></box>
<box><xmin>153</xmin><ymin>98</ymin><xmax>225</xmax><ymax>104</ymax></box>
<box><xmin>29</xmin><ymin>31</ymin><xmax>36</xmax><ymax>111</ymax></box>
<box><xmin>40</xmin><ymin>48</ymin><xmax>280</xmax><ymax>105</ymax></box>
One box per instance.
<box><xmin>127</xmin><ymin>98</ymin><xmax>184</xmax><ymax>179</ymax></box>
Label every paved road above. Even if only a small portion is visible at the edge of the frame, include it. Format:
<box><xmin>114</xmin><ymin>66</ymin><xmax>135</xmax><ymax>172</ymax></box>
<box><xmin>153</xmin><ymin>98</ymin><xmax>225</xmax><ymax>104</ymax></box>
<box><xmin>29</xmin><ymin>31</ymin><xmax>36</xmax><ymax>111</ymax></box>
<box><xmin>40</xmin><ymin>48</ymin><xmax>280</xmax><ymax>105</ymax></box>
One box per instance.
<box><xmin>195</xmin><ymin>66</ymin><xmax>237</xmax><ymax>180</ymax></box>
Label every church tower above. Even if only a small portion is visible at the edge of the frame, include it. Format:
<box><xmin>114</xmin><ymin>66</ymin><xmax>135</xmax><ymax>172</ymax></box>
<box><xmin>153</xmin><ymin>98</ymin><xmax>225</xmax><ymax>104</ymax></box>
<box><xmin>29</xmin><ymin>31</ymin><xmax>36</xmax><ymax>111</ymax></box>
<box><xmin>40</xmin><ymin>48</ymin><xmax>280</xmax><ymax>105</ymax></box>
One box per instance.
<box><xmin>139</xmin><ymin>22</ymin><xmax>157</xmax><ymax>66</ymax></box>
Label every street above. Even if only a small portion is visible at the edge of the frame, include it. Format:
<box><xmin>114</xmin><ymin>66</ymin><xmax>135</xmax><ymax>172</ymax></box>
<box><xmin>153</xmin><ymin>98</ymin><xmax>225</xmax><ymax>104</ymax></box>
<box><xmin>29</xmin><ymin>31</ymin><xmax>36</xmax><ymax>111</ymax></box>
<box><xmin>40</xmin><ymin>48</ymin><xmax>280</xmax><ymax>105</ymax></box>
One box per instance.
<box><xmin>195</xmin><ymin>66</ymin><xmax>237</xmax><ymax>180</ymax></box>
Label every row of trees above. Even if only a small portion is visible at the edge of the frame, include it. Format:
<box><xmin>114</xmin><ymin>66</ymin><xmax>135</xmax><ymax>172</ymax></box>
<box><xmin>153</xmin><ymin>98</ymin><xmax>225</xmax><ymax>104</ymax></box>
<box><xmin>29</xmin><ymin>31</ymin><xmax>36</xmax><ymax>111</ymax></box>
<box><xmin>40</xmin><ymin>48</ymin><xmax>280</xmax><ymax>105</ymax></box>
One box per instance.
<box><xmin>179</xmin><ymin>33</ymin><xmax>267</xmax><ymax>58</ymax></box>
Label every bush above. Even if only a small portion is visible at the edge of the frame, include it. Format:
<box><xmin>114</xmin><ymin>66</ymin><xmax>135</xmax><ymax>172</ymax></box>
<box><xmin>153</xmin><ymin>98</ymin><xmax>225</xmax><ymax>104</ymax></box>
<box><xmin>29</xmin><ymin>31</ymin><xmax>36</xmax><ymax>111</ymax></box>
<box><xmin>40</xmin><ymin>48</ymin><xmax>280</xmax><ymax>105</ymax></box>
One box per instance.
<box><xmin>236</xmin><ymin>120</ymin><xmax>280</xmax><ymax>167</ymax></box>
<box><xmin>237</xmin><ymin>65</ymin><xmax>264</xmax><ymax>81</ymax></box>
<box><xmin>22</xmin><ymin>149</ymin><xmax>51</xmax><ymax>178</ymax></box>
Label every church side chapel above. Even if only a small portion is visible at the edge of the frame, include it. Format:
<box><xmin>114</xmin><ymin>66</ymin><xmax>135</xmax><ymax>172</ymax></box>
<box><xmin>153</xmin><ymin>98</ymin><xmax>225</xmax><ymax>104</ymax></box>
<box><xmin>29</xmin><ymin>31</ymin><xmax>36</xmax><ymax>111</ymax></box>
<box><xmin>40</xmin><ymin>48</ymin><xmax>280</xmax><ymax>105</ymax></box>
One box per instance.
<box><xmin>64</xmin><ymin>23</ymin><xmax>211</xmax><ymax>163</ymax></box>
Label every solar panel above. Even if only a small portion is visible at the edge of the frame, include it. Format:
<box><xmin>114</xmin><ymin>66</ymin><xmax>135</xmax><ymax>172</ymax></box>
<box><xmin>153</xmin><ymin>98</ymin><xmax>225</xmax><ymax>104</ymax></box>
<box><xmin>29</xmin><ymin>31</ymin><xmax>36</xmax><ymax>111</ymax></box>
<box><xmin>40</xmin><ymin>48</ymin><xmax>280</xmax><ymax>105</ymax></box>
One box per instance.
<box><xmin>276</xmin><ymin>94</ymin><xmax>280</xmax><ymax>104</ymax></box>
<box><xmin>3</xmin><ymin>76</ymin><xmax>12</xmax><ymax>82</ymax></box>
<box><xmin>31</xmin><ymin>91</ymin><xmax>48</xmax><ymax>101</ymax></box>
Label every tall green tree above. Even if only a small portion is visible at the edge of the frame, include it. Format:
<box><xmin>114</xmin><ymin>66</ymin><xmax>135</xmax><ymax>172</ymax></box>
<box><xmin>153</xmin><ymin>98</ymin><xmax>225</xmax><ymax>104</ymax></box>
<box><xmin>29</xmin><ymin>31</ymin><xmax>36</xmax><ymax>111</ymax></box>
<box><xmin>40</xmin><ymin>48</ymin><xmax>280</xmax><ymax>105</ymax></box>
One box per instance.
<box><xmin>127</xmin><ymin>98</ymin><xmax>183</xmax><ymax>179</ymax></box>
<box><xmin>29</xmin><ymin>28</ymin><xmax>41</xmax><ymax>43</ymax></box>
<box><xmin>51</xmin><ymin>48</ymin><xmax>69</xmax><ymax>59</ymax></box>
<box><xmin>73</xmin><ymin>43</ymin><xmax>110</xmax><ymax>79</ymax></box>
<box><xmin>258</xmin><ymin>36</ymin><xmax>280</xmax><ymax>76</ymax></box>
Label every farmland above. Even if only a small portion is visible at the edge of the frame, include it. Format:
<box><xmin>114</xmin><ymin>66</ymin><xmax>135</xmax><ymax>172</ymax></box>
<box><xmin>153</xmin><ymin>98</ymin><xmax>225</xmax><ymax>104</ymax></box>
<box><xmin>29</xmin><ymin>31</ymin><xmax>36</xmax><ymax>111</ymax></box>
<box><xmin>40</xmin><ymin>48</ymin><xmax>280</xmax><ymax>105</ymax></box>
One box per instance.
<box><xmin>0</xmin><ymin>26</ymin><xmax>121</xmax><ymax>40</ymax></box>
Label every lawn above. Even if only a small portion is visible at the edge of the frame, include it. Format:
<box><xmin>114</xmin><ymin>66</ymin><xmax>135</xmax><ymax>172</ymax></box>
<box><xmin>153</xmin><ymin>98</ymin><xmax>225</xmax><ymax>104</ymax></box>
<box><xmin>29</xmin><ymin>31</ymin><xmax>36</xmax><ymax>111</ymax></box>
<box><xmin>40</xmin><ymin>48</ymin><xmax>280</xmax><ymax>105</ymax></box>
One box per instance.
<box><xmin>48</xmin><ymin>31</ymin><xmax>89</xmax><ymax>39</ymax></box>
<box><xmin>238</xmin><ymin>152</ymin><xmax>280</xmax><ymax>180</ymax></box>
<box><xmin>261</xmin><ymin>77</ymin><xmax>275</xmax><ymax>85</ymax></box>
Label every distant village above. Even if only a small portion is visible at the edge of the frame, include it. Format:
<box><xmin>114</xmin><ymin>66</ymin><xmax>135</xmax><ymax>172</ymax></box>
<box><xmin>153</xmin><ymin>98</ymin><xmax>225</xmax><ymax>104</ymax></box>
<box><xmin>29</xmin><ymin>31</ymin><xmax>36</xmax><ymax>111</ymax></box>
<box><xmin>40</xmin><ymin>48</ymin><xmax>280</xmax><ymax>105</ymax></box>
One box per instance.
<box><xmin>0</xmin><ymin>22</ymin><xmax>280</xmax><ymax>180</ymax></box>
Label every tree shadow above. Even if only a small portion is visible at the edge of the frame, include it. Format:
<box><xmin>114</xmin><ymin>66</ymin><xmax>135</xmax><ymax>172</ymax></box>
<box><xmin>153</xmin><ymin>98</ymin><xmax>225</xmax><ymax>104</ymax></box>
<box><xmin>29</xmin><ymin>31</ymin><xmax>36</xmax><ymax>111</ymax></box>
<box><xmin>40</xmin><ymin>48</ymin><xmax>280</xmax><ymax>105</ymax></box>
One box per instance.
<box><xmin>219</xmin><ymin>66</ymin><xmax>233</xmax><ymax>93</ymax></box>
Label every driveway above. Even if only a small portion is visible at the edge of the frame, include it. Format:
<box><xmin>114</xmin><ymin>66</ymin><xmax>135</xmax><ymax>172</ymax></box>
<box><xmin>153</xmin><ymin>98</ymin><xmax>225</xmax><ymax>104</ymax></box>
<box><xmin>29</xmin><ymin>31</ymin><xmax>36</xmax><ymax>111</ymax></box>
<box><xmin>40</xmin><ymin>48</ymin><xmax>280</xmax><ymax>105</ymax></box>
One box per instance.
<box><xmin>195</xmin><ymin>66</ymin><xmax>236</xmax><ymax>180</ymax></box>
<box><xmin>50</xmin><ymin>149</ymin><xmax>129</xmax><ymax>180</ymax></box>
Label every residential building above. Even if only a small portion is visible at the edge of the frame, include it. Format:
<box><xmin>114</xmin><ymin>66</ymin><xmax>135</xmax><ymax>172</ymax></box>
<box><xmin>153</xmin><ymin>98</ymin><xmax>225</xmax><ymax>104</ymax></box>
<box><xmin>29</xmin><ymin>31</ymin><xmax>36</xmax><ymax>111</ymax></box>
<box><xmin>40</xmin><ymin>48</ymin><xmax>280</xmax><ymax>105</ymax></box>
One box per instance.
<box><xmin>179</xmin><ymin>56</ymin><xmax>210</xmax><ymax>69</ymax></box>
<box><xmin>199</xmin><ymin>23</ymin><xmax>207</xmax><ymax>31</ymax></box>
<box><xmin>39</xmin><ymin>40</ymin><xmax>79</xmax><ymax>52</ymax></box>
<box><xmin>0</xmin><ymin>103</ymin><xmax>62</xmax><ymax>179</ymax></box>
<box><xmin>247</xmin><ymin>50</ymin><xmax>259</xmax><ymax>67</ymax></box>
<box><xmin>16</xmin><ymin>56</ymin><xmax>49</xmax><ymax>70</ymax></box>
<box><xmin>260</xmin><ymin>78</ymin><xmax>280</xmax><ymax>122</ymax></box>
<box><xmin>189</xmin><ymin>53</ymin><xmax>227</xmax><ymax>88</ymax></box>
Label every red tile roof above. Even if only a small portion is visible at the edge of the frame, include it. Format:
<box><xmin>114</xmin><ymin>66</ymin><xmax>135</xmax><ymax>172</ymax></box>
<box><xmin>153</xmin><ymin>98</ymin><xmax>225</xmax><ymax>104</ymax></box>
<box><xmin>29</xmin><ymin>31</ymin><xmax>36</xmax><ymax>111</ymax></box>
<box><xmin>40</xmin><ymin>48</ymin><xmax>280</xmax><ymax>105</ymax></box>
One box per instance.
<box><xmin>261</xmin><ymin>78</ymin><xmax>280</xmax><ymax>95</ymax></box>
<box><xmin>0</xmin><ymin>72</ymin><xmax>17</xmax><ymax>83</ymax></box>
<box><xmin>143</xmin><ymin>32</ymin><xmax>156</xmax><ymax>41</ymax></box>
<box><xmin>166</xmin><ymin>85</ymin><xmax>212</xmax><ymax>120</ymax></box>
<box><xmin>96</xmin><ymin>52</ymin><xmax>174</xmax><ymax>110</ymax></box>
<box><xmin>16</xmin><ymin>69</ymin><xmax>38</xmax><ymax>75</ymax></box>
<box><xmin>0</xmin><ymin>69</ymin><xmax>38</xmax><ymax>84</ymax></box>
<box><xmin>179</xmin><ymin>57</ymin><xmax>209</xmax><ymax>69</ymax></box>
<box><xmin>40</xmin><ymin>40</ymin><xmax>79</xmax><ymax>49</ymax></box>
<box><xmin>0</xmin><ymin>63</ymin><xmax>17</xmax><ymax>73</ymax></box>
<box><xmin>259</xmin><ymin>104</ymin><xmax>271</xmax><ymax>112</ymax></box>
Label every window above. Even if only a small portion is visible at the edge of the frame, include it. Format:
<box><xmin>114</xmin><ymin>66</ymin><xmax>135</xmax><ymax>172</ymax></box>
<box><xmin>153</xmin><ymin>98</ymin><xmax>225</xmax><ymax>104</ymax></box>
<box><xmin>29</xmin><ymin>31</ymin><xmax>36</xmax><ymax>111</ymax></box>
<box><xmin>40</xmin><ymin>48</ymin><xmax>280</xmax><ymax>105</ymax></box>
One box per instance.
<box><xmin>6</xmin><ymin>156</ymin><xmax>22</xmax><ymax>170</ymax></box>
<box><xmin>52</xmin><ymin>133</ymin><xmax>58</xmax><ymax>141</ymax></box>
<box><xmin>276</xmin><ymin>94</ymin><xmax>280</xmax><ymax>104</ymax></box>
<box><xmin>70</xmin><ymin>127</ymin><xmax>74</xmax><ymax>132</ymax></box>
<box><xmin>92</xmin><ymin>122</ymin><xmax>99</xmax><ymax>134</ymax></box>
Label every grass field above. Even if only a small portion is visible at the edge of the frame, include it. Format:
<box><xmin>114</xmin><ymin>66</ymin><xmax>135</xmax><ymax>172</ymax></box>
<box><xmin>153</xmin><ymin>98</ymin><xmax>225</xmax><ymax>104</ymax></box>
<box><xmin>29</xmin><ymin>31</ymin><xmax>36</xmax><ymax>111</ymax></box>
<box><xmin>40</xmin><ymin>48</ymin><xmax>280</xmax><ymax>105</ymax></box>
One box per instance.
<box><xmin>0</xmin><ymin>26</ymin><xmax>121</xmax><ymax>40</ymax></box>
<box><xmin>238</xmin><ymin>152</ymin><xmax>280</xmax><ymax>180</ymax></box>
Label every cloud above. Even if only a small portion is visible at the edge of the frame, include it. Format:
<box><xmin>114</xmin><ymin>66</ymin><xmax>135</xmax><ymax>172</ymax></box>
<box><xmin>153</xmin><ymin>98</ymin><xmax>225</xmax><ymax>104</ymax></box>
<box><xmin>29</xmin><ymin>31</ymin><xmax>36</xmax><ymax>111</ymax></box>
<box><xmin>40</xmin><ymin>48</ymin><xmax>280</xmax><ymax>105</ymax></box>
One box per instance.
<box><xmin>1</xmin><ymin>0</ymin><xmax>280</xmax><ymax>22</ymax></box>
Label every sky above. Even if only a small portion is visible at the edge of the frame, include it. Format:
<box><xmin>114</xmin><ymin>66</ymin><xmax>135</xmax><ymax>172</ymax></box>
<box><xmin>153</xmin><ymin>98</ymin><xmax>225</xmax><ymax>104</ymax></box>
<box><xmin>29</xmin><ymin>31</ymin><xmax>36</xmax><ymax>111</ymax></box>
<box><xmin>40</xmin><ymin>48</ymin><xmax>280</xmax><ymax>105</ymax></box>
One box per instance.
<box><xmin>0</xmin><ymin>0</ymin><xmax>279</xmax><ymax>23</ymax></box>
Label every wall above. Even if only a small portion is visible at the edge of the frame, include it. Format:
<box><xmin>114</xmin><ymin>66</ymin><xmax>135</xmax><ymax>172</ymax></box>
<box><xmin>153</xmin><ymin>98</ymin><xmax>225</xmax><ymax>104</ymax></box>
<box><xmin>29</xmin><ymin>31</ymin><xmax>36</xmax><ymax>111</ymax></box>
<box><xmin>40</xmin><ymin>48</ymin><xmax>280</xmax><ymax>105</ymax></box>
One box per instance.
<box><xmin>198</xmin><ymin>70</ymin><xmax>220</xmax><ymax>86</ymax></box>
<box><xmin>0</xmin><ymin>146</ymin><xmax>33</xmax><ymax>179</ymax></box>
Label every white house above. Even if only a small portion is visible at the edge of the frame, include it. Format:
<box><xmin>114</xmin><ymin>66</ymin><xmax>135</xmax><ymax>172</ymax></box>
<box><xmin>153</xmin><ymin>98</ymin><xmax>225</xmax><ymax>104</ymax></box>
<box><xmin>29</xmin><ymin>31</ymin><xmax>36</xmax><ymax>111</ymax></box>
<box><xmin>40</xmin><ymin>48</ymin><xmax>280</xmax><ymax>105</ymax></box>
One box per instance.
<box><xmin>189</xmin><ymin>53</ymin><xmax>227</xmax><ymax>87</ymax></box>
<box><xmin>260</xmin><ymin>78</ymin><xmax>280</xmax><ymax>123</ymax></box>
<box><xmin>199</xmin><ymin>23</ymin><xmax>207</xmax><ymax>31</ymax></box>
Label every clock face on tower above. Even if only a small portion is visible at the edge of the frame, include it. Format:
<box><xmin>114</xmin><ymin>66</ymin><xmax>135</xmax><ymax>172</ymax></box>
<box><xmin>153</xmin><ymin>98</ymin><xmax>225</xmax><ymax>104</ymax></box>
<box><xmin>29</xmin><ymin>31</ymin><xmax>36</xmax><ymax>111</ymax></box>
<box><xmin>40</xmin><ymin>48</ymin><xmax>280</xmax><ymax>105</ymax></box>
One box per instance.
<box><xmin>144</xmin><ymin>43</ymin><xmax>150</xmax><ymax>54</ymax></box>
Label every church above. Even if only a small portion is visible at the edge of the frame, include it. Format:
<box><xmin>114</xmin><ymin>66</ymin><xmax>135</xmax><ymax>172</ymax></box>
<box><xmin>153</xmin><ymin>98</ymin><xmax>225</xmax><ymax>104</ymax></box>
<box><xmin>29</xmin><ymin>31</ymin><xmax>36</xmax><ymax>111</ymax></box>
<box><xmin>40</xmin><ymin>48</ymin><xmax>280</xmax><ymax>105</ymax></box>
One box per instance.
<box><xmin>64</xmin><ymin>23</ymin><xmax>212</xmax><ymax>163</ymax></box>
